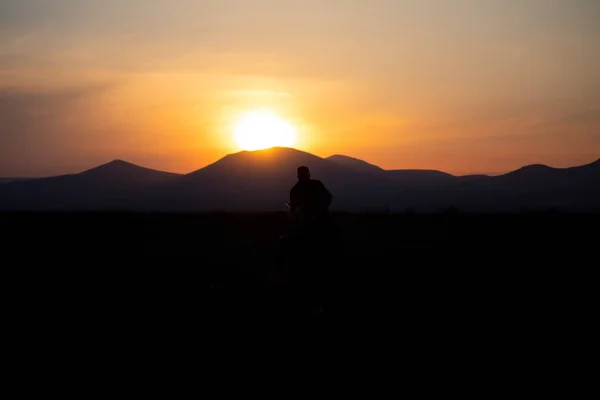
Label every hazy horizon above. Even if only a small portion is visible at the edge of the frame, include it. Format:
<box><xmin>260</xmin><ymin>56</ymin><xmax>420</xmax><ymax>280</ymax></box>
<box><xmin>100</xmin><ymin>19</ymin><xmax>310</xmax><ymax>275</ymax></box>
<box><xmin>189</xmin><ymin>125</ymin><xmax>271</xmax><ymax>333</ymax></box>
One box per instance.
<box><xmin>2</xmin><ymin>146</ymin><xmax>598</xmax><ymax>179</ymax></box>
<box><xmin>1</xmin><ymin>0</ymin><xmax>599</xmax><ymax>177</ymax></box>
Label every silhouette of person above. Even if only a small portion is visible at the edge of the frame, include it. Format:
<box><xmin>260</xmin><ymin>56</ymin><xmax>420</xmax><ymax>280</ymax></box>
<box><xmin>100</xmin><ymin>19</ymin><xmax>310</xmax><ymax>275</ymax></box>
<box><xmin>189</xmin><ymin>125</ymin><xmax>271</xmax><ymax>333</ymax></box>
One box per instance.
<box><xmin>288</xmin><ymin>166</ymin><xmax>332</xmax><ymax>230</ymax></box>
<box><xmin>278</xmin><ymin>166</ymin><xmax>332</xmax><ymax>260</ymax></box>
<box><xmin>275</xmin><ymin>166</ymin><xmax>334</xmax><ymax>316</ymax></box>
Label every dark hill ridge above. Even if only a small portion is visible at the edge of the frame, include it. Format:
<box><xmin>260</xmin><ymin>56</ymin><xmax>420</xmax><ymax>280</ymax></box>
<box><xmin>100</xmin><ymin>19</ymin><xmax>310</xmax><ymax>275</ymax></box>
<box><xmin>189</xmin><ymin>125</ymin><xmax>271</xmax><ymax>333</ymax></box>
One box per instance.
<box><xmin>500</xmin><ymin>158</ymin><xmax>600</xmax><ymax>176</ymax></box>
<box><xmin>326</xmin><ymin>154</ymin><xmax>384</xmax><ymax>174</ymax></box>
<box><xmin>0</xmin><ymin>177</ymin><xmax>36</xmax><ymax>185</ymax></box>
<box><xmin>179</xmin><ymin>147</ymin><xmax>391</xmax><ymax>211</ymax></box>
<box><xmin>188</xmin><ymin>147</ymin><xmax>337</xmax><ymax>180</ymax></box>
<box><xmin>0</xmin><ymin>160</ymin><xmax>181</xmax><ymax>211</ymax></box>
<box><xmin>326</xmin><ymin>154</ymin><xmax>461</xmax><ymax>186</ymax></box>
<box><xmin>78</xmin><ymin>159</ymin><xmax>181</xmax><ymax>185</ymax></box>
<box><xmin>436</xmin><ymin>157</ymin><xmax>600</xmax><ymax>212</ymax></box>
<box><xmin>385</xmin><ymin>169</ymin><xmax>457</xmax><ymax>188</ymax></box>
<box><xmin>0</xmin><ymin>148</ymin><xmax>598</xmax><ymax>212</ymax></box>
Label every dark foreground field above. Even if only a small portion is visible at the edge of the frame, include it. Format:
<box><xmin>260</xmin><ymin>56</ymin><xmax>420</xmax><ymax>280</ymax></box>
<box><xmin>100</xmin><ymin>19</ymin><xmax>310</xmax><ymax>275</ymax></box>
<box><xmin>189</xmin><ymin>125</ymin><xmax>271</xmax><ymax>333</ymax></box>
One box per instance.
<box><xmin>3</xmin><ymin>211</ymin><xmax>598</xmax><ymax>371</ymax></box>
<box><xmin>3</xmin><ymin>211</ymin><xmax>597</xmax><ymax>315</ymax></box>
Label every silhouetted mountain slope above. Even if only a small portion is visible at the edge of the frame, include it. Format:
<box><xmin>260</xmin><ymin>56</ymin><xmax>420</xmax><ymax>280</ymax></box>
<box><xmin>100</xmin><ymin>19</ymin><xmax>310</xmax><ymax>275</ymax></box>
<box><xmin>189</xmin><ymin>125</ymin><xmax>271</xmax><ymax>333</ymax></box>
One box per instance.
<box><xmin>385</xmin><ymin>169</ymin><xmax>456</xmax><ymax>188</ymax></box>
<box><xmin>0</xmin><ymin>150</ymin><xmax>597</xmax><ymax>212</ymax></box>
<box><xmin>438</xmin><ymin>158</ymin><xmax>600</xmax><ymax>212</ymax></box>
<box><xmin>78</xmin><ymin>159</ymin><xmax>180</xmax><ymax>184</ymax></box>
<box><xmin>169</xmin><ymin>147</ymin><xmax>394</xmax><ymax>211</ymax></box>
<box><xmin>189</xmin><ymin>147</ymin><xmax>335</xmax><ymax>181</ymax></box>
<box><xmin>326</xmin><ymin>154</ymin><xmax>384</xmax><ymax>174</ymax></box>
<box><xmin>0</xmin><ymin>160</ymin><xmax>181</xmax><ymax>210</ymax></box>
<box><xmin>455</xmin><ymin>174</ymin><xmax>491</xmax><ymax>183</ymax></box>
<box><xmin>327</xmin><ymin>154</ymin><xmax>488</xmax><ymax>187</ymax></box>
<box><xmin>0</xmin><ymin>177</ymin><xmax>36</xmax><ymax>185</ymax></box>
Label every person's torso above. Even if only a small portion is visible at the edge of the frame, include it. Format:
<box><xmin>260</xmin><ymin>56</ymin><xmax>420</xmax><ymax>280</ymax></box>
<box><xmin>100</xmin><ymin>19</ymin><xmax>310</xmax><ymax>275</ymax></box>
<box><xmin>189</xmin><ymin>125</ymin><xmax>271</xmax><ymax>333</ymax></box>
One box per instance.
<box><xmin>293</xmin><ymin>180</ymin><xmax>327</xmax><ymax>210</ymax></box>
<box><xmin>292</xmin><ymin>180</ymin><xmax>329</xmax><ymax>226</ymax></box>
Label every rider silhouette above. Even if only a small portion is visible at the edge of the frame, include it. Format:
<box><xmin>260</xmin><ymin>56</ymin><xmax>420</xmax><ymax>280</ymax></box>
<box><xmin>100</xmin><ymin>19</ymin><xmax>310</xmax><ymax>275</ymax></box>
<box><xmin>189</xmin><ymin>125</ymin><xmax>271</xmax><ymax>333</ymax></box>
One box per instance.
<box><xmin>276</xmin><ymin>166</ymin><xmax>333</xmax><ymax>265</ymax></box>
<box><xmin>288</xmin><ymin>166</ymin><xmax>332</xmax><ymax>230</ymax></box>
<box><xmin>277</xmin><ymin>166</ymin><xmax>333</xmax><ymax>269</ymax></box>
<box><xmin>276</xmin><ymin>166</ymin><xmax>334</xmax><ymax>315</ymax></box>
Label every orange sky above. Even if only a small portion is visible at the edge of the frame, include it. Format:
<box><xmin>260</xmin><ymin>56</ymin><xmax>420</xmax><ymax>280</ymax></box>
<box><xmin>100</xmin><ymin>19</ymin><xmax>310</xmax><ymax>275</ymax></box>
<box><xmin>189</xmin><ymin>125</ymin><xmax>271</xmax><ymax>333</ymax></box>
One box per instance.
<box><xmin>1</xmin><ymin>0</ymin><xmax>599</xmax><ymax>176</ymax></box>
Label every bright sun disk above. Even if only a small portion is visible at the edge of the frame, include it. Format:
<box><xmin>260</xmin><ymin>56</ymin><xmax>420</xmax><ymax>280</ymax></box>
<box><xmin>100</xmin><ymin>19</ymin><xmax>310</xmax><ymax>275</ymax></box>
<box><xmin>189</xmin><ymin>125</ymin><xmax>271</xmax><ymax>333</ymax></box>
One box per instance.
<box><xmin>233</xmin><ymin>110</ymin><xmax>296</xmax><ymax>151</ymax></box>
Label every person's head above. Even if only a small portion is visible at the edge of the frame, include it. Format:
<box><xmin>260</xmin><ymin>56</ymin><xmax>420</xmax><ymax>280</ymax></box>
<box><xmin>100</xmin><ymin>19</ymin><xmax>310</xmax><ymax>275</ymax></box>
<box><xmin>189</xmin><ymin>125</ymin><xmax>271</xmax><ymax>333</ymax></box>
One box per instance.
<box><xmin>297</xmin><ymin>166</ymin><xmax>310</xmax><ymax>181</ymax></box>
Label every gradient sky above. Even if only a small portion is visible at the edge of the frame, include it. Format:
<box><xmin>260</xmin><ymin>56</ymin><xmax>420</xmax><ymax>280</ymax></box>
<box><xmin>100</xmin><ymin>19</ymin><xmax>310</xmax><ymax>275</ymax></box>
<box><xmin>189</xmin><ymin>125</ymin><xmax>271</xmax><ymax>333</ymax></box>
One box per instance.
<box><xmin>1</xmin><ymin>0</ymin><xmax>599</xmax><ymax>176</ymax></box>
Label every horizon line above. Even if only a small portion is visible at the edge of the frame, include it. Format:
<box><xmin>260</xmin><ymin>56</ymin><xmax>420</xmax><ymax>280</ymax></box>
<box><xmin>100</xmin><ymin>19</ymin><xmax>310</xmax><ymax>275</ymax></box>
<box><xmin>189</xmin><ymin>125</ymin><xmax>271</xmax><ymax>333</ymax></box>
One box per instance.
<box><xmin>2</xmin><ymin>146</ymin><xmax>597</xmax><ymax>179</ymax></box>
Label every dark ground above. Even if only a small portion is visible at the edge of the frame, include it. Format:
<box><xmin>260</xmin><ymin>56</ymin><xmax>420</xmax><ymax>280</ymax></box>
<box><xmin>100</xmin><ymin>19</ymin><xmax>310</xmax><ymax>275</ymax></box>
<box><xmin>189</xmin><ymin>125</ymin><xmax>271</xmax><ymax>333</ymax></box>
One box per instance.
<box><xmin>0</xmin><ymin>213</ymin><xmax>600</xmax><ymax>346</ymax></box>
<box><xmin>2</xmin><ymin>210</ymin><xmax>598</xmax><ymax>377</ymax></box>
<box><xmin>3</xmin><ymin>211</ymin><xmax>596</xmax><ymax>316</ymax></box>
<box><xmin>2</xmin><ymin>211</ymin><xmax>596</xmax><ymax>383</ymax></box>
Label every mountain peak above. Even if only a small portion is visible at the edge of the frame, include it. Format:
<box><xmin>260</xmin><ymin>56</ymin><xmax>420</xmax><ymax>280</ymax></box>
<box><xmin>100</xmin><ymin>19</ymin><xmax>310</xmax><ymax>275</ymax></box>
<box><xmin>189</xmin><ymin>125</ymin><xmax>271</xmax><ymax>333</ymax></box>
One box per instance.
<box><xmin>81</xmin><ymin>159</ymin><xmax>144</xmax><ymax>174</ymax></box>
<box><xmin>496</xmin><ymin>163</ymin><xmax>559</xmax><ymax>181</ymax></box>
<box><xmin>78</xmin><ymin>159</ymin><xmax>180</xmax><ymax>181</ymax></box>
<box><xmin>243</xmin><ymin>146</ymin><xmax>315</xmax><ymax>157</ymax></box>
<box><xmin>186</xmin><ymin>146</ymin><xmax>339</xmax><ymax>179</ymax></box>
<box><xmin>224</xmin><ymin>146</ymin><xmax>321</xmax><ymax>161</ymax></box>
<box><xmin>107</xmin><ymin>159</ymin><xmax>131</xmax><ymax>166</ymax></box>
<box><xmin>523</xmin><ymin>163</ymin><xmax>552</xmax><ymax>170</ymax></box>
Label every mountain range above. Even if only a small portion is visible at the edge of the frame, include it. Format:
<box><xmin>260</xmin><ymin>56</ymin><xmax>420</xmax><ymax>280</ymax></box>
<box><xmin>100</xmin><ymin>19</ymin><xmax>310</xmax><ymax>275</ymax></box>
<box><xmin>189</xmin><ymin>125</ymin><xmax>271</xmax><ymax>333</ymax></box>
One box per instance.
<box><xmin>0</xmin><ymin>147</ymin><xmax>598</xmax><ymax>212</ymax></box>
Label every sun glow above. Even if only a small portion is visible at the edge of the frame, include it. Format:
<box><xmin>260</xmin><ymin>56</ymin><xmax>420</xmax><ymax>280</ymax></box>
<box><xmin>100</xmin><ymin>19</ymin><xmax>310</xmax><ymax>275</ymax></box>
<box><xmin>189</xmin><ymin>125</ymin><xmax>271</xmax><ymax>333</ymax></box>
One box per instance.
<box><xmin>233</xmin><ymin>110</ymin><xmax>296</xmax><ymax>151</ymax></box>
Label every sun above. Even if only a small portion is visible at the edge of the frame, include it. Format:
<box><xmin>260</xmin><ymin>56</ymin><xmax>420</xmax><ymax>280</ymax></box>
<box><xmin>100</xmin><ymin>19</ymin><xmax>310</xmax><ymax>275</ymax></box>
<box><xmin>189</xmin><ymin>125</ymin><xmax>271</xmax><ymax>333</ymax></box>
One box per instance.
<box><xmin>233</xmin><ymin>110</ymin><xmax>296</xmax><ymax>151</ymax></box>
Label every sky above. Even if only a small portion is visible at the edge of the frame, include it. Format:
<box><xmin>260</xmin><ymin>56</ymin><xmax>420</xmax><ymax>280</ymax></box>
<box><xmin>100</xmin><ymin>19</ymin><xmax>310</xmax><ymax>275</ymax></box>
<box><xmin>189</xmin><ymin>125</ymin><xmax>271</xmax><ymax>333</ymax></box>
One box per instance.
<box><xmin>1</xmin><ymin>0</ymin><xmax>599</xmax><ymax>176</ymax></box>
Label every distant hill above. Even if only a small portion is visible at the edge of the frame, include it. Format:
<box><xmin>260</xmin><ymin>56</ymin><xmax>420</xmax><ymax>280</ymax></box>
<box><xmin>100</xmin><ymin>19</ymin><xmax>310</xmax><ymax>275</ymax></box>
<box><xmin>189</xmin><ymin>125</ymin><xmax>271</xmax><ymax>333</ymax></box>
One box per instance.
<box><xmin>385</xmin><ymin>169</ymin><xmax>456</xmax><ymax>188</ymax></box>
<box><xmin>0</xmin><ymin>150</ymin><xmax>598</xmax><ymax>212</ymax></box>
<box><xmin>0</xmin><ymin>160</ymin><xmax>181</xmax><ymax>211</ymax></box>
<box><xmin>326</xmin><ymin>154</ymin><xmax>488</xmax><ymax>187</ymax></box>
<box><xmin>326</xmin><ymin>154</ymin><xmax>384</xmax><ymax>175</ymax></box>
<box><xmin>0</xmin><ymin>177</ymin><xmax>37</xmax><ymax>185</ymax></box>
<box><xmin>78</xmin><ymin>159</ymin><xmax>180</xmax><ymax>184</ymax></box>
<box><xmin>437</xmin><ymin>158</ymin><xmax>600</xmax><ymax>212</ymax></box>
<box><xmin>168</xmin><ymin>147</ymin><xmax>391</xmax><ymax>211</ymax></box>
